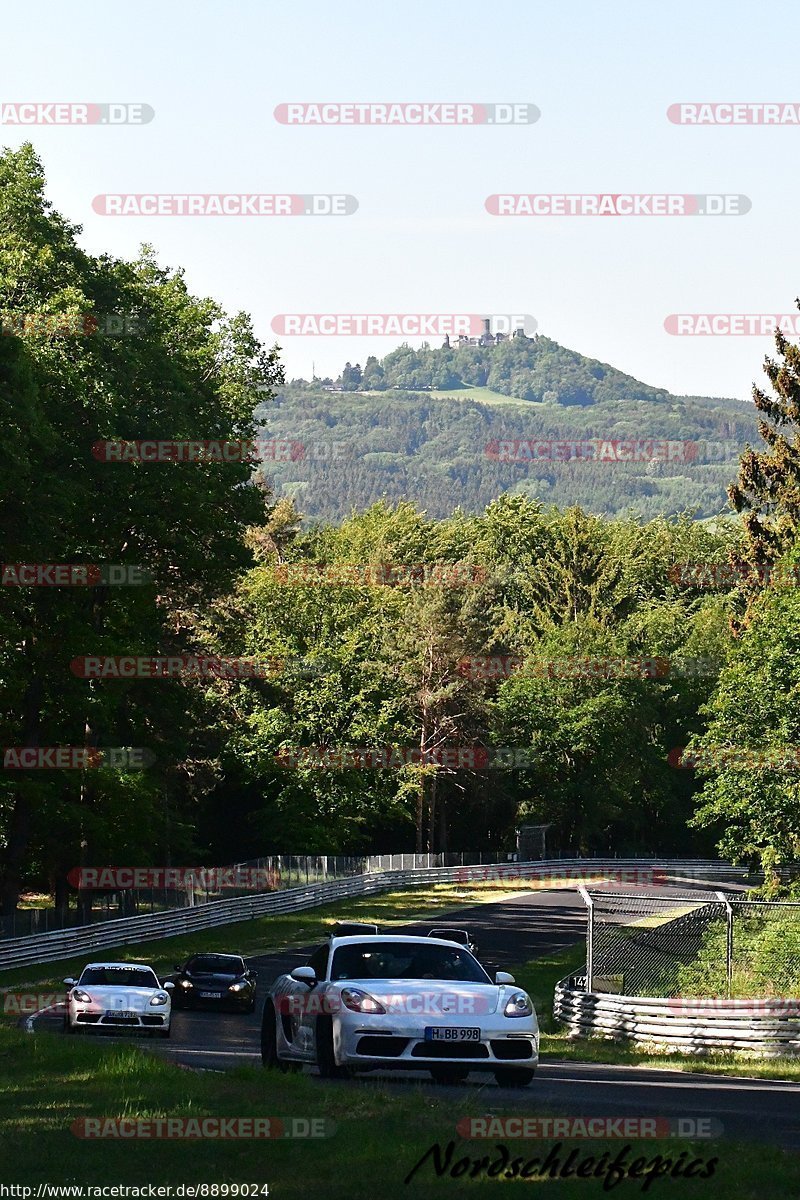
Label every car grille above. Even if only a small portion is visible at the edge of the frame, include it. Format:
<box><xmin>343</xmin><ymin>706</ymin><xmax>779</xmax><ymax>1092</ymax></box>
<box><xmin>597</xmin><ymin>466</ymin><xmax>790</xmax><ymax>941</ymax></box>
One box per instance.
<box><xmin>411</xmin><ymin>1041</ymin><xmax>489</xmax><ymax>1060</ymax></box>
<box><xmin>355</xmin><ymin>1036</ymin><xmax>410</xmax><ymax>1057</ymax></box>
<box><xmin>490</xmin><ymin>1039</ymin><xmax>534</xmax><ymax>1060</ymax></box>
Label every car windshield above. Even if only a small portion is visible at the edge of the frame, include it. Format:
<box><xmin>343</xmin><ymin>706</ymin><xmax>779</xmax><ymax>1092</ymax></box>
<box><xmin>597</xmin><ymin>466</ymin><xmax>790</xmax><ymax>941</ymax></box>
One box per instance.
<box><xmin>80</xmin><ymin>967</ymin><xmax>159</xmax><ymax>988</ymax></box>
<box><xmin>330</xmin><ymin>941</ymin><xmax>491</xmax><ymax>983</ymax></box>
<box><xmin>186</xmin><ymin>956</ymin><xmax>244</xmax><ymax>975</ymax></box>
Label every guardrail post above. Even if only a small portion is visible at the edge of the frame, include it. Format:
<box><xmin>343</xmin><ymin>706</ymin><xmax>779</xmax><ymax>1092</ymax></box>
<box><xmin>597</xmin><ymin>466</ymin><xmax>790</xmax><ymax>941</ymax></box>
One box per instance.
<box><xmin>578</xmin><ymin>885</ymin><xmax>594</xmax><ymax>991</ymax></box>
<box><xmin>716</xmin><ymin>890</ymin><xmax>734</xmax><ymax>999</ymax></box>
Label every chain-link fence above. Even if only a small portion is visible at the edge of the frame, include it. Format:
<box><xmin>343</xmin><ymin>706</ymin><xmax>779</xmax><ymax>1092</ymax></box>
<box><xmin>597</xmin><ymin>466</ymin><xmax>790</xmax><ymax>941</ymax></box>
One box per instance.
<box><xmin>581</xmin><ymin>888</ymin><xmax>800</xmax><ymax>999</ymax></box>
<box><xmin>0</xmin><ymin>850</ymin><xmax>515</xmax><ymax>941</ymax></box>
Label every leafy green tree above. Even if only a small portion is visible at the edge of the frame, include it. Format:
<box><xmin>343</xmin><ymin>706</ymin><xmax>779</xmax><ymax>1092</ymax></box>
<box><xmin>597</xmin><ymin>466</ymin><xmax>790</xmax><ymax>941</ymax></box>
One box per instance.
<box><xmin>689</xmin><ymin>565</ymin><xmax>800</xmax><ymax>880</ymax></box>
<box><xmin>0</xmin><ymin>145</ymin><xmax>283</xmax><ymax>912</ymax></box>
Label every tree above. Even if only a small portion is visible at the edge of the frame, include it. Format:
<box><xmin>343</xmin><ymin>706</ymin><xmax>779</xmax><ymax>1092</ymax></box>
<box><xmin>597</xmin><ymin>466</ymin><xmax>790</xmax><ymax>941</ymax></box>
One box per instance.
<box><xmin>688</xmin><ymin>567</ymin><xmax>800</xmax><ymax>881</ymax></box>
<box><xmin>729</xmin><ymin>305</ymin><xmax>800</xmax><ymax>581</ymax></box>
<box><xmin>341</xmin><ymin>362</ymin><xmax>362</xmax><ymax>391</ymax></box>
<box><xmin>0</xmin><ymin>145</ymin><xmax>284</xmax><ymax>913</ymax></box>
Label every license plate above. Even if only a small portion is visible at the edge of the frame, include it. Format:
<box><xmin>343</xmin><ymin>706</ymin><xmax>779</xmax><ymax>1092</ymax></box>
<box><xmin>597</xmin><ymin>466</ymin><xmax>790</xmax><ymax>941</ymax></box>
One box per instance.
<box><xmin>424</xmin><ymin>1026</ymin><xmax>480</xmax><ymax>1042</ymax></box>
<box><xmin>199</xmin><ymin>992</ymin><xmax>222</xmax><ymax>999</ymax></box>
<box><xmin>108</xmin><ymin>1010</ymin><xmax>136</xmax><ymax>1019</ymax></box>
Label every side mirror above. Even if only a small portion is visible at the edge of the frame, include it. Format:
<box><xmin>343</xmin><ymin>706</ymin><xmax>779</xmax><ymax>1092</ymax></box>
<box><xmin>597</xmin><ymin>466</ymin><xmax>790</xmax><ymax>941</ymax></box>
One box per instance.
<box><xmin>495</xmin><ymin>971</ymin><xmax>516</xmax><ymax>985</ymax></box>
<box><xmin>290</xmin><ymin>966</ymin><xmax>317</xmax><ymax>987</ymax></box>
<box><xmin>63</xmin><ymin>977</ymin><xmax>76</xmax><ymax>987</ymax></box>
<box><xmin>163</xmin><ymin>981</ymin><xmax>175</xmax><ymax>991</ymax></box>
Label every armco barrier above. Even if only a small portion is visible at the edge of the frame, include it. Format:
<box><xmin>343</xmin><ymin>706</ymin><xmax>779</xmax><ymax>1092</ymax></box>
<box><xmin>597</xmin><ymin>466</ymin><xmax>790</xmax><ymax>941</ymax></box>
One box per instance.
<box><xmin>554</xmin><ymin>894</ymin><xmax>800</xmax><ymax>1057</ymax></box>
<box><xmin>0</xmin><ymin>858</ymin><xmax>747</xmax><ymax>971</ymax></box>
<box><xmin>554</xmin><ymin>977</ymin><xmax>800</xmax><ymax>1056</ymax></box>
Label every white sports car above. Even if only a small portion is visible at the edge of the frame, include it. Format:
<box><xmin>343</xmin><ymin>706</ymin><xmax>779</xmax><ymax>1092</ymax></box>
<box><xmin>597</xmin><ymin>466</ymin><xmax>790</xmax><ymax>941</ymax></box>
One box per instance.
<box><xmin>261</xmin><ymin>931</ymin><xmax>538</xmax><ymax>1086</ymax></box>
<box><xmin>63</xmin><ymin>961</ymin><xmax>174</xmax><ymax>1036</ymax></box>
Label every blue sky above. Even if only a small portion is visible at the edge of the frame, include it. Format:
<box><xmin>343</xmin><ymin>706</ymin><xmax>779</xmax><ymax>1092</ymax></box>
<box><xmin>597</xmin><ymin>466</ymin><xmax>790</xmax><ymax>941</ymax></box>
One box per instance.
<box><xmin>2</xmin><ymin>0</ymin><xmax>799</xmax><ymax>399</ymax></box>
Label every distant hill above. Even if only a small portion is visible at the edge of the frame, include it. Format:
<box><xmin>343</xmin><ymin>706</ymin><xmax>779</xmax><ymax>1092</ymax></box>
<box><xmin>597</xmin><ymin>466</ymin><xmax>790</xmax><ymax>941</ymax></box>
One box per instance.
<box><xmin>320</xmin><ymin>333</ymin><xmax>747</xmax><ymax>408</ymax></box>
<box><xmin>256</xmin><ymin>335</ymin><xmax>758</xmax><ymax>524</ymax></box>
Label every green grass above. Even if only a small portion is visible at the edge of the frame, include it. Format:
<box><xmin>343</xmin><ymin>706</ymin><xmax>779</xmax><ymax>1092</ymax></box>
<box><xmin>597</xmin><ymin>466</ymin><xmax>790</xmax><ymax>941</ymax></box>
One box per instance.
<box><xmin>427</xmin><ymin>385</ymin><xmax>539</xmax><ymax>407</ymax></box>
<box><xmin>1</xmin><ymin>1025</ymin><xmax>798</xmax><ymax>1195</ymax></box>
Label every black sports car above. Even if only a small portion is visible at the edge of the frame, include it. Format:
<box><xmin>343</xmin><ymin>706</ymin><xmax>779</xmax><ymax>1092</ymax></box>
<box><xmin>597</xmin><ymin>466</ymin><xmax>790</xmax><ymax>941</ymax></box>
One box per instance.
<box><xmin>171</xmin><ymin>953</ymin><xmax>256</xmax><ymax>1011</ymax></box>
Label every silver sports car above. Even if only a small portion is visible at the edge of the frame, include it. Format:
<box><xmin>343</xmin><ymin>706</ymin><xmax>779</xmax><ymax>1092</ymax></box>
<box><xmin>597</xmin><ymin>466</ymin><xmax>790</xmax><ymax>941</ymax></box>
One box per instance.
<box><xmin>261</xmin><ymin>932</ymin><xmax>538</xmax><ymax>1086</ymax></box>
<box><xmin>63</xmin><ymin>961</ymin><xmax>173</xmax><ymax>1036</ymax></box>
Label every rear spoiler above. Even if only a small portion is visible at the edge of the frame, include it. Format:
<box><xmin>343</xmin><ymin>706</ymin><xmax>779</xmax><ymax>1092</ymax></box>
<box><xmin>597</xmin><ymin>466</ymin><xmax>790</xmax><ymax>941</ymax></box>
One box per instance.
<box><xmin>329</xmin><ymin>922</ymin><xmax>379</xmax><ymax>938</ymax></box>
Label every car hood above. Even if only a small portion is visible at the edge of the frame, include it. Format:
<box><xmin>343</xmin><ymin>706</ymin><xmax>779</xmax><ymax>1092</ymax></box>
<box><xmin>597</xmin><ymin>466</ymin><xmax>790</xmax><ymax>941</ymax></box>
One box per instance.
<box><xmin>71</xmin><ymin>986</ymin><xmax>168</xmax><ymax>1011</ymax></box>
<box><xmin>334</xmin><ymin>979</ymin><xmax>502</xmax><ymax>1016</ymax></box>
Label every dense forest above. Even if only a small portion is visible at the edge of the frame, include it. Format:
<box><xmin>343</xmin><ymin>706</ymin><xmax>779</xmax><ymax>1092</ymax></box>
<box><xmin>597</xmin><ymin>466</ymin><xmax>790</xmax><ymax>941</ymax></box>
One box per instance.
<box><xmin>2</xmin><ymin>144</ymin><xmax>800</xmax><ymax>915</ymax></box>
<box><xmin>256</xmin><ymin>384</ymin><xmax>758</xmax><ymax>523</ymax></box>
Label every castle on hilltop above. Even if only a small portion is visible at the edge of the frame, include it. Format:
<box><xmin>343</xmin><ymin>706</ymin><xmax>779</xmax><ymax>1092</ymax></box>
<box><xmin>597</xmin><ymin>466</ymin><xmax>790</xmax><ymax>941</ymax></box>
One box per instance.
<box><xmin>442</xmin><ymin>318</ymin><xmax>531</xmax><ymax>349</ymax></box>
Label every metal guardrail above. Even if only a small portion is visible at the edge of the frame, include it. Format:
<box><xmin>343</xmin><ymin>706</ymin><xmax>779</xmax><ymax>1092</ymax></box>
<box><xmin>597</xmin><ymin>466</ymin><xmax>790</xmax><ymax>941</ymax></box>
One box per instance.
<box><xmin>555</xmin><ymin>892</ymin><xmax>800</xmax><ymax>1057</ymax></box>
<box><xmin>554</xmin><ymin>976</ymin><xmax>800</xmax><ymax>1056</ymax></box>
<box><xmin>0</xmin><ymin>858</ymin><xmax>747</xmax><ymax>971</ymax></box>
<box><xmin>0</xmin><ymin>852</ymin><xmax>521</xmax><ymax>940</ymax></box>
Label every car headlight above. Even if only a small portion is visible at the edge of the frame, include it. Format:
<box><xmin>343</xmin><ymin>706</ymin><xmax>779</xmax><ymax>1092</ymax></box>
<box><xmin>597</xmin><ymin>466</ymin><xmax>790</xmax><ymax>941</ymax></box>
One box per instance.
<box><xmin>179</xmin><ymin>979</ymin><xmax>193</xmax><ymax>989</ymax></box>
<box><xmin>228</xmin><ymin>981</ymin><xmax>247</xmax><ymax>992</ymax></box>
<box><xmin>340</xmin><ymin>987</ymin><xmax>386</xmax><ymax>1014</ymax></box>
<box><xmin>149</xmin><ymin>992</ymin><xmax>170</xmax><ymax>1007</ymax></box>
<box><xmin>72</xmin><ymin>989</ymin><xmax>92</xmax><ymax>1004</ymax></box>
<box><xmin>503</xmin><ymin>992</ymin><xmax>533</xmax><ymax>1018</ymax></box>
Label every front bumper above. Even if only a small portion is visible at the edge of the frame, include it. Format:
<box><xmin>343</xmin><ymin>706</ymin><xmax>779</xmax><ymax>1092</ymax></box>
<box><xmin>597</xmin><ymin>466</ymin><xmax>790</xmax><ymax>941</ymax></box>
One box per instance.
<box><xmin>174</xmin><ymin>988</ymin><xmax>254</xmax><ymax>1009</ymax></box>
<box><xmin>68</xmin><ymin>1005</ymin><xmax>170</xmax><ymax>1031</ymax></box>
<box><xmin>337</xmin><ymin>1020</ymin><xmax>538</xmax><ymax>1070</ymax></box>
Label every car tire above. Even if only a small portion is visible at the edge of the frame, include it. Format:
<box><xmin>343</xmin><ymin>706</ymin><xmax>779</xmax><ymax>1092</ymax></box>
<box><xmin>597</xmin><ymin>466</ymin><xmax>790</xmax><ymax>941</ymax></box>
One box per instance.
<box><xmin>261</xmin><ymin>999</ymin><xmax>282</xmax><ymax>1068</ymax></box>
<box><xmin>157</xmin><ymin>1026</ymin><xmax>171</xmax><ymax>1039</ymax></box>
<box><xmin>64</xmin><ymin>1015</ymin><xmax>75</xmax><ymax>1034</ymax></box>
<box><xmin>315</xmin><ymin>1016</ymin><xmax>350</xmax><ymax>1080</ymax></box>
<box><xmin>429</xmin><ymin>1067</ymin><xmax>469</xmax><ymax>1085</ymax></box>
<box><xmin>493</xmin><ymin>1067</ymin><xmax>535</xmax><ymax>1088</ymax></box>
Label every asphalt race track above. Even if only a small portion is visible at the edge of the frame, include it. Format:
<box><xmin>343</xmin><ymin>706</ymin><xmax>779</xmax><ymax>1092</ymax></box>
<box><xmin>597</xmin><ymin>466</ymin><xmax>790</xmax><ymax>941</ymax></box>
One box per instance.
<box><xmin>29</xmin><ymin>876</ymin><xmax>800</xmax><ymax>1151</ymax></box>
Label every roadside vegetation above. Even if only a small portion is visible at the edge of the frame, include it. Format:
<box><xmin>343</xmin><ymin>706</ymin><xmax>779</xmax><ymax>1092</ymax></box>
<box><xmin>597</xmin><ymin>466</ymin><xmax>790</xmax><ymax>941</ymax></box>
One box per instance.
<box><xmin>2</xmin><ymin>1023</ymin><xmax>799</xmax><ymax>1195</ymax></box>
